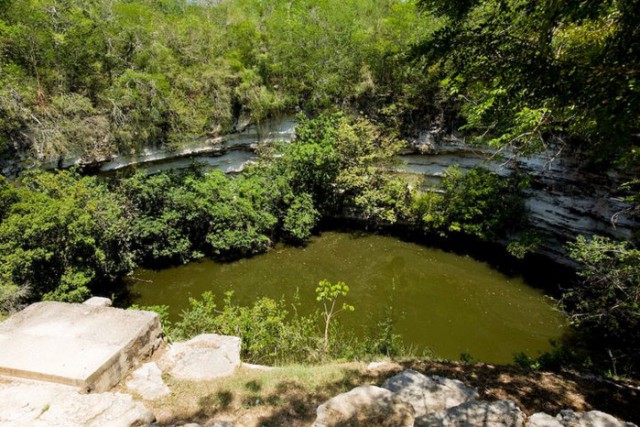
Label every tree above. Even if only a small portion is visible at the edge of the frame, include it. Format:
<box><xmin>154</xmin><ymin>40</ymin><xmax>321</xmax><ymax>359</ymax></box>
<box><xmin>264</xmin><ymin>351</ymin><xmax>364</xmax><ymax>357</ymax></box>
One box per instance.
<box><xmin>0</xmin><ymin>170</ymin><xmax>134</xmax><ymax>303</ymax></box>
<box><xmin>566</xmin><ymin>235</ymin><xmax>640</xmax><ymax>375</ymax></box>
<box><xmin>315</xmin><ymin>279</ymin><xmax>354</xmax><ymax>351</ymax></box>
<box><xmin>416</xmin><ymin>0</ymin><xmax>640</xmax><ymax>164</ymax></box>
<box><xmin>412</xmin><ymin>166</ymin><xmax>527</xmax><ymax>240</ymax></box>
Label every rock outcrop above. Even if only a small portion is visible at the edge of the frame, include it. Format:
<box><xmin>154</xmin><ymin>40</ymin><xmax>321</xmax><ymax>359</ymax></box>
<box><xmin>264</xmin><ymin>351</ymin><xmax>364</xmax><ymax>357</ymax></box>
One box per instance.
<box><xmin>405</xmin><ymin>134</ymin><xmax>639</xmax><ymax>264</ymax></box>
<box><xmin>314</xmin><ymin>369</ymin><xmax>637</xmax><ymax>427</ymax></box>
<box><xmin>526</xmin><ymin>410</ymin><xmax>639</xmax><ymax>427</ymax></box>
<box><xmin>381</xmin><ymin>369</ymin><xmax>478</xmax><ymax>422</ymax></box>
<box><xmin>0</xmin><ymin>380</ymin><xmax>154</xmax><ymax>427</ymax></box>
<box><xmin>423</xmin><ymin>399</ymin><xmax>525</xmax><ymax>427</ymax></box>
<box><xmin>125</xmin><ymin>362</ymin><xmax>170</xmax><ymax>400</ymax></box>
<box><xmin>313</xmin><ymin>385</ymin><xmax>415</xmax><ymax>427</ymax></box>
<box><xmin>158</xmin><ymin>334</ymin><xmax>241</xmax><ymax>381</ymax></box>
<box><xmin>0</xmin><ymin>300</ymin><xmax>163</xmax><ymax>392</ymax></box>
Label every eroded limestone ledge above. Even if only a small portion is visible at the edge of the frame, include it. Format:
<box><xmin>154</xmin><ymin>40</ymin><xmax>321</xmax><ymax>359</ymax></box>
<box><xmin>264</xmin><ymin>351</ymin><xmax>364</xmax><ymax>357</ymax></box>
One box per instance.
<box><xmin>0</xmin><ymin>301</ymin><xmax>162</xmax><ymax>392</ymax></box>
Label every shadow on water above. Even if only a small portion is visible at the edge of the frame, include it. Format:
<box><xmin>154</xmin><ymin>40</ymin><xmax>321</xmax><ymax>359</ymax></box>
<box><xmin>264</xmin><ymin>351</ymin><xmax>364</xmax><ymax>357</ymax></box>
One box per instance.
<box><xmin>318</xmin><ymin>216</ymin><xmax>576</xmax><ymax>298</ymax></box>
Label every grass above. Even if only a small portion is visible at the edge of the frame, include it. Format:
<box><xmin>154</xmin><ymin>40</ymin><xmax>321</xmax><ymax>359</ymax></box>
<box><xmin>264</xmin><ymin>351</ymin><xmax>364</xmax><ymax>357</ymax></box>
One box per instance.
<box><xmin>139</xmin><ymin>359</ymin><xmax>640</xmax><ymax>427</ymax></box>
<box><xmin>148</xmin><ymin>362</ymin><xmax>375</xmax><ymax>426</ymax></box>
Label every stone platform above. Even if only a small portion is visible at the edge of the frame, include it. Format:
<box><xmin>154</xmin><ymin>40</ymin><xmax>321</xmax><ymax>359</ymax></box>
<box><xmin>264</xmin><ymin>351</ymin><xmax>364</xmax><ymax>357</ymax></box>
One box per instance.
<box><xmin>0</xmin><ymin>301</ymin><xmax>162</xmax><ymax>392</ymax></box>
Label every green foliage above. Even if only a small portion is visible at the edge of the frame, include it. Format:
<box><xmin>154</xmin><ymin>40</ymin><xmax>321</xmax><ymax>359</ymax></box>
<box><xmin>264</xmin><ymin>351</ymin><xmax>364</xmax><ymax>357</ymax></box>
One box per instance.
<box><xmin>120</xmin><ymin>167</ymin><xmax>310</xmax><ymax>264</ymax></box>
<box><xmin>165</xmin><ymin>284</ymin><xmax>416</xmax><ymax>365</ymax></box>
<box><xmin>273</xmin><ymin>113</ymin><xmax>412</xmax><ymax>227</ymax></box>
<box><xmin>171</xmin><ymin>291</ymin><xmax>318</xmax><ymax>364</ymax></box>
<box><xmin>412</xmin><ymin>167</ymin><xmax>527</xmax><ymax>240</ymax></box>
<box><xmin>564</xmin><ymin>235</ymin><xmax>640</xmax><ymax>375</ymax></box>
<box><xmin>0</xmin><ymin>0</ymin><xmax>437</xmax><ymax>163</ymax></box>
<box><xmin>282</xmin><ymin>193</ymin><xmax>319</xmax><ymax>243</ymax></box>
<box><xmin>275</xmin><ymin>113</ymin><xmax>342</xmax><ymax>208</ymax></box>
<box><xmin>0</xmin><ymin>170</ymin><xmax>134</xmax><ymax>303</ymax></box>
<box><xmin>369</xmin><ymin>307</ymin><xmax>407</xmax><ymax>358</ymax></box>
<box><xmin>507</xmin><ymin>231</ymin><xmax>544</xmax><ymax>259</ymax></box>
<box><xmin>416</xmin><ymin>0</ymin><xmax>640</xmax><ymax>164</ymax></box>
<box><xmin>513</xmin><ymin>341</ymin><xmax>588</xmax><ymax>373</ymax></box>
<box><xmin>172</xmin><ymin>291</ymin><xmax>219</xmax><ymax>340</ymax></box>
<box><xmin>128</xmin><ymin>304</ymin><xmax>172</xmax><ymax>339</ymax></box>
<box><xmin>315</xmin><ymin>279</ymin><xmax>355</xmax><ymax>351</ymax></box>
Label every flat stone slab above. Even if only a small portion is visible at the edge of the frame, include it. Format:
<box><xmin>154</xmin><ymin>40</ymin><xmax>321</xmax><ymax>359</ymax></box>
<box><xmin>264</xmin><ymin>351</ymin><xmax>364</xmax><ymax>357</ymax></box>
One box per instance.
<box><xmin>0</xmin><ymin>378</ymin><xmax>154</xmax><ymax>427</ymax></box>
<box><xmin>0</xmin><ymin>301</ymin><xmax>162</xmax><ymax>392</ymax></box>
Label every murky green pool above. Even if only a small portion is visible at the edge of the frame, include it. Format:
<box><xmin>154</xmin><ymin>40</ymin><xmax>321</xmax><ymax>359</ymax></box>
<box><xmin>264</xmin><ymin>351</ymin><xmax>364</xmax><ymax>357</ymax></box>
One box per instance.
<box><xmin>129</xmin><ymin>231</ymin><xmax>567</xmax><ymax>363</ymax></box>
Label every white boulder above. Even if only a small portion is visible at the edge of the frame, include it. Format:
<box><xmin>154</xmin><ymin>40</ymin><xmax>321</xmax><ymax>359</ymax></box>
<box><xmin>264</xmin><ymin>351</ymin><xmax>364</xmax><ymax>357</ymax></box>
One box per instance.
<box><xmin>422</xmin><ymin>399</ymin><xmax>525</xmax><ymax>427</ymax></box>
<box><xmin>313</xmin><ymin>385</ymin><xmax>415</xmax><ymax>427</ymax></box>
<box><xmin>159</xmin><ymin>334</ymin><xmax>241</xmax><ymax>381</ymax></box>
<box><xmin>527</xmin><ymin>413</ymin><xmax>564</xmax><ymax>427</ymax></box>
<box><xmin>83</xmin><ymin>297</ymin><xmax>112</xmax><ymax>307</ymax></box>
<box><xmin>382</xmin><ymin>369</ymin><xmax>478</xmax><ymax>422</ymax></box>
<box><xmin>125</xmin><ymin>362</ymin><xmax>170</xmax><ymax>400</ymax></box>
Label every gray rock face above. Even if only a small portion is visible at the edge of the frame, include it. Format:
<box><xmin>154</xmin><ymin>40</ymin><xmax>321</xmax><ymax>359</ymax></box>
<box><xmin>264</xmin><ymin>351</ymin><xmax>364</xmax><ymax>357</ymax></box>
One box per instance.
<box><xmin>556</xmin><ymin>410</ymin><xmax>637</xmax><ymax>427</ymax></box>
<box><xmin>83</xmin><ymin>297</ymin><xmax>112</xmax><ymax>307</ymax></box>
<box><xmin>125</xmin><ymin>362</ymin><xmax>170</xmax><ymax>400</ymax></box>
<box><xmin>423</xmin><ymin>399</ymin><xmax>525</xmax><ymax>427</ymax></box>
<box><xmin>526</xmin><ymin>413</ymin><xmax>565</xmax><ymax>427</ymax></box>
<box><xmin>402</xmin><ymin>136</ymin><xmax>639</xmax><ymax>265</ymax></box>
<box><xmin>382</xmin><ymin>369</ymin><xmax>478</xmax><ymax>421</ymax></box>
<box><xmin>159</xmin><ymin>334</ymin><xmax>241</xmax><ymax>381</ymax></box>
<box><xmin>313</xmin><ymin>385</ymin><xmax>415</xmax><ymax>427</ymax></box>
<box><xmin>313</xmin><ymin>371</ymin><xmax>638</xmax><ymax>427</ymax></box>
<box><xmin>526</xmin><ymin>410</ymin><xmax>638</xmax><ymax>427</ymax></box>
<box><xmin>0</xmin><ymin>380</ymin><xmax>153</xmax><ymax>427</ymax></box>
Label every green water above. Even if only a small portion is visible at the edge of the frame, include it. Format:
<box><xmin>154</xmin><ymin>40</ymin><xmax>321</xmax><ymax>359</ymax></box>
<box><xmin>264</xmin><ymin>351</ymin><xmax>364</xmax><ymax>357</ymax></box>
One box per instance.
<box><xmin>129</xmin><ymin>231</ymin><xmax>567</xmax><ymax>363</ymax></box>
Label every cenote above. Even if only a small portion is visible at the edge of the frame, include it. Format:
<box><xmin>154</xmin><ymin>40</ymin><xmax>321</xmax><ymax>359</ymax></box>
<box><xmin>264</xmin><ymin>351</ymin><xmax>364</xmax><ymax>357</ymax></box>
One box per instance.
<box><xmin>129</xmin><ymin>231</ymin><xmax>567</xmax><ymax>364</ymax></box>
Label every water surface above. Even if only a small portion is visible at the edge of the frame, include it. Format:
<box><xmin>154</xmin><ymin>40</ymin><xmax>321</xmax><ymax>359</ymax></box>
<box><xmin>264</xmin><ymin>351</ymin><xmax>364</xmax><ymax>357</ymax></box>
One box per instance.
<box><xmin>130</xmin><ymin>231</ymin><xmax>566</xmax><ymax>363</ymax></box>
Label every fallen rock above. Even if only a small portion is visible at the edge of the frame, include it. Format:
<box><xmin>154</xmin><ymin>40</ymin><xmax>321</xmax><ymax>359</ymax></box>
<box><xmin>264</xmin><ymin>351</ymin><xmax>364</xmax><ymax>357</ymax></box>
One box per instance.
<box><xmin>0</xmin><ymin>380</ymin><xmax>153</xmax><ymax>427</ymax></box>
<box><xmin>366</xmin><ymin>361</ymin><xmax>402</xmax><ymax>373</ymax></box>
<box><xmin>313</xmin><ymin>385</ymin><xmax>415</xmax><ymax>427</ymax></box>
<box><xmin>83</xmin><ymin>297</ymin><xmax>112</xmax><ymax>307</ymax></box>
<box><xmin>382</xmin><ymin>369</ymin><xmax>478</xmax><ymax>421</ymax></box>
<box><xmin>526</xmin><ymin>413</ymin><xmax>564</xmax><ymax>427</ymax></box>
<box><xmin>159</xmin><ymin>334</ymin><xmax>241</xmax><ymax>381</ymax></box>
<box><xmin>423</xmin><ymin>399</ymin><xmax>525</xmax><ymax>427</ymax></box>
<box><xmin>556</xmin><ymin>409</ymin><xmax>637</xmax><ymax>427</ymax></box>
<box><xmin>126</xmin><ymin>362</ymin><xmax>170</xmax><ymax>400</ymax></box>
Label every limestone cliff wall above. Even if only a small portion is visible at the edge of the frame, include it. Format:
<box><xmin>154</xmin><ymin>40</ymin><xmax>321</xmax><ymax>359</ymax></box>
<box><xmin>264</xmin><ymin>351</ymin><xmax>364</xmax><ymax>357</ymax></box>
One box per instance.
<box><xmin>3</xmin><ymin>116</ymin><xmax>636</xmax><ymax>264</ymax></box>
<box><xmin>404</xmin><ymin>132</ymin><xmax>638</xmax><ymax>262</ymax></box>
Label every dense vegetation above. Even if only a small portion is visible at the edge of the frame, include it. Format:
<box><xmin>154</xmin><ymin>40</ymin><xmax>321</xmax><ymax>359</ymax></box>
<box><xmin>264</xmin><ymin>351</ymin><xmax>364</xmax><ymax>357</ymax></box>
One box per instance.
<box><xmin>0</xmin><ymin>0</ymin><xmax>639</xmax><ymax>376</ymax></box>
<box><xmin>0</xmin><ymin>114</ymin><xmax>529</xmax><ymax>307</ymax></box>
<box><xmin>0</xmin><ymin>0</ymin><xmax>436</xmax><ymax>163</ymax></box>
<box><xmin>2</xmin><ymin>0</ymin><xmax>637</xmax><ymax>166</ymax></box>
<box><xmin>416</xmin><ymin>0</ymin><xmax>640</xmax><ymax>164</ymax></box>
<box><xmin>134</xmin><ymin>281</ymin><xmax>410</xmax><ymax>365</ymax></box>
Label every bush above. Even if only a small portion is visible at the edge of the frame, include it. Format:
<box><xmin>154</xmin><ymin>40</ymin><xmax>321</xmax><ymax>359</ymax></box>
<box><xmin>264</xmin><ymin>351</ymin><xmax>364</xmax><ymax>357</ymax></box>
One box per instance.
<box><xmin>0</xmin><ymin>170</ymin><xmax>134</xmax><ymax>303</ymax></box>
<box><xmin>171</xmin><ymin>291</ymin><xmax>317</xmax><ymax>364</ymax></box>
<box><xmin>413</xmin><ymin>166</ymin><xmax>528</xmax><ymax>240</ymax></box>
<box><xmin>564</xmin><ymin>235</ymin><xmax>640</xmax><ymax>375</ymax></box>
<box><xmin>166</xmin><ymin>283</ymin><xmax>415</xmax><ymax>365</ymax></box>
